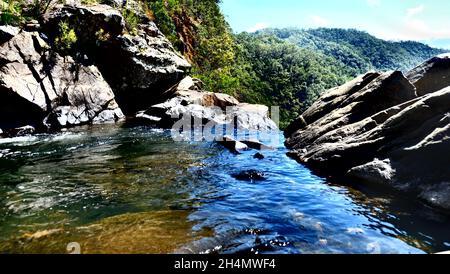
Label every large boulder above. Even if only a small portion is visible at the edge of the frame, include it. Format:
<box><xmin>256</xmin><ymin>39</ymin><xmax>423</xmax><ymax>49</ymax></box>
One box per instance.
<box><xmin>285</xmin><ymin>71</ymin><xmax>417</xmax><ymax>150</ymax></box>
<box><xmin>285</xmin><ymin>57</ymin><xmax>450</xmax><ymax>212</ymax></box>
<box><xmin>406</xmin><ymin>53</ymin><xmax>450</xmax><ymax>96</ymax></box>
<box><xmin>42</xmin><ymin>4</ymin><xmax>191</xmax><ymax>114</ymax></box>
<box><xmin>0</xmin><ymin>31</ymin><xmax>123</xmax><ymax>131</ymax></box>
<box><xmin>134</xmin><ymin>77</ymin><xmax>278</xmax><ymax>132</ymax></box>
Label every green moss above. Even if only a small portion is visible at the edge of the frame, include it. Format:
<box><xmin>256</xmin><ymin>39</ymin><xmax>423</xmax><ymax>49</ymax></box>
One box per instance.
<box><xmin>80</xmin><ymin>0</ymin><xmax>99</xmax><ymax>5</ymax></box>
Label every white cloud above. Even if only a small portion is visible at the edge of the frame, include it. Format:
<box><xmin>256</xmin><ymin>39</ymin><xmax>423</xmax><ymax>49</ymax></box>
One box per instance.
<box><xmin>406</xmin><ymin>5</ymin><xmax>425</xmax><ymax>18</ymax></box>
<box><xmin>370</xmin><ymin>4</ymin><xmax>450</xmax><ymax>42</ymax></box>
<box><xmin>310</xmin><ymin>15</ymin><xmax>330</xmax><ymax>27</ymax></box>
<box><xmin>372</xmin><ymin>18</ymin><xmax>450</xmax><ymax>41</ymax></box>
<box><xmin>246</xmin><ymin>22</ymin><xmax>270</xmax><ymax>33</ymax></box>
<box><xmin>367</xmin><ymin>0</ymin><xmax>381</xmax><ymax>8</ymax></box>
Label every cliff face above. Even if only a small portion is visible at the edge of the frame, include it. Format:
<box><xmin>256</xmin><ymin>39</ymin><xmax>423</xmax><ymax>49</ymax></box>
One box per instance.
<box><xmin>285</xmin><ymin>54</ymin><xmax>450</xmax><ymax>212</ymax></box>
<box><xmin>0</xmin><ymin>3</ymin><xmax>276</xmax><ymax>136</ymax></box>
<box><xmin>0</xmin><ymin>3</ymin><xmax>190</xmax><ymax>133</ymax></box>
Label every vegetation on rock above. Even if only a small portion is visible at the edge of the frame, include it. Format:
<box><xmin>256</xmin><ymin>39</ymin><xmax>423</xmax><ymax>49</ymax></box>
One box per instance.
<box><xmin>54</xmin><ymin>21</ymin><xmax>78</xmax><ymax>54</ymax></box>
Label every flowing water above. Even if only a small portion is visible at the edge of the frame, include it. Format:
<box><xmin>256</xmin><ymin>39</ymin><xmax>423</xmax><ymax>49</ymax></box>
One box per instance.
<box><xmin>0</xmin><ymin>124</ymin><xmax>449</xmax><ymax>254</ymax></box>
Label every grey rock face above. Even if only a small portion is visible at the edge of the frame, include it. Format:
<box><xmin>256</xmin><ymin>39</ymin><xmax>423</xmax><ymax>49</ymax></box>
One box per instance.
<box><xmin>406</xmin><ymin>53</ymin><xmax>450</xmax><ymax>96</ymax></box>
<box><xmin>285</xmin><ymin>57</ymin><xmax>450</xmax><ymax>212</ymax></box>
<box><xmin>43</xmin><ymin>4</ymin><xmax>191</xmax><ymax>114</ymax></box>
<box><xmin>0</xmin><ymin>25</ymin><xmax>20</xmax><ymax>44</ymax></box>
<box><xmin>0</xmin><ymin>31</ymin><xmax>123</xmax><ymax>131</ymax></box>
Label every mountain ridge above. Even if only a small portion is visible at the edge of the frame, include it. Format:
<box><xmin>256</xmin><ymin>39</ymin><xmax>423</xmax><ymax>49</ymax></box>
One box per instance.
<box><xmin>256</xmin><ymin>27</ymin><xmax>447</xmax><ymax>73</ymax></box>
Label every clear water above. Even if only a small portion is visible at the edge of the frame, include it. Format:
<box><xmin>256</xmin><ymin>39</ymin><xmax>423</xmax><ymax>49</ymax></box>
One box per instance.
<box><xmin>0</xmin><ymin>124</ymin><xmax>449</xmax><ymax>254</ymax></box>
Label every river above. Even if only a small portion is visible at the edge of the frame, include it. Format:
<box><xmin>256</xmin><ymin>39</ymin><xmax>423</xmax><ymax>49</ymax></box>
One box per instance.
<box><xmin>0</xmin><ymin>124</ymin><xmax>449</xmax><ymax>254</ymax></box>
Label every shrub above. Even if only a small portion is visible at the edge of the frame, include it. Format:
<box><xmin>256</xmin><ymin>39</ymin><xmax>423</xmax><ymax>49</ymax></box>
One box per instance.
<box><xmin>54</xmin><ymin>21</ymin><xmax>78</xmax><ymax>54</ymax></box>
<box><xmin>122</xmin><ymin>8</ymin><xmax>139</xmax><ymax>35</ymax></box>
<box><xmin>0</xmin><ymin>0</ymin><xmax>24</xmax><ymax>26</ymax></box>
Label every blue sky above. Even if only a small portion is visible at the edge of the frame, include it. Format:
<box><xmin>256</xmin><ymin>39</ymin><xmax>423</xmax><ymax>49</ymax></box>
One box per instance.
<box><xmin>220</xmin><ymin>0</ymin><xmax>450</xmax><ymax>49</ymax></box>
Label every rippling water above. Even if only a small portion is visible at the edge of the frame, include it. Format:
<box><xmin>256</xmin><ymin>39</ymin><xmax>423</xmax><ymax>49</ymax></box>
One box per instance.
<box><xmin>0</xmin><ymin>124</ymin><xmax>449</xmax><ymax>254</ymax></box>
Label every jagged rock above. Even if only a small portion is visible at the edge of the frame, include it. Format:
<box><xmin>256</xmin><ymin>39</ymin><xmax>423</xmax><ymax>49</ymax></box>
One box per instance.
<box><xmin>0</xmin><ymin>31</ymin><xmax>123</xmax><ymax>131</ymax></box>
<box><xmin>43</xmin><ymin>4</ymin><xmax>191</xmax><ymax>114</ymax></box>
<box><xmin>406</xmin><ymin>53</ymin><xmax>450</xmax><ymax>96</ymax></box>
<box><xmin>285</xmin><ymin>57</ymin><xmax>450</xmax><ymax>212</ymax></box>
<box><xmin>217</xmin><ymin>136</ymin><xmax>249</xmax><ymax>154</ymax></box>
<box><xmin>0</xmin><ymin>25</ymin><xmax>20</xmax><ymax>44</ymax></box>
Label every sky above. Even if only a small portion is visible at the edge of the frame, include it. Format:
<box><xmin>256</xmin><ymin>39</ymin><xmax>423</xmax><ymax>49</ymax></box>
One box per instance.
<box><xmin>220</xmin><ymin>0</ymin><xmax>450</xmax><ymax>49</ymax></box>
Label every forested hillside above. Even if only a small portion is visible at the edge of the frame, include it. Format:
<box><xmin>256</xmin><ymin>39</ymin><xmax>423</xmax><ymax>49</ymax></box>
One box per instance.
<box><xmin>145</xmin><ymin>0</ymin><xmax>445</xmax><ymax>127</ymax></box>
<box><xmin>262</xmin><ymin>28</ymin><xmax>445</xmax><ymax>73</ymax></box>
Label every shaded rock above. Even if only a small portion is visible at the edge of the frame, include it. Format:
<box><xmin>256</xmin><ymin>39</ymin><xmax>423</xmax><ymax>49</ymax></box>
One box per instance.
<box><xmin>0</xmin><ymin>25</ymin><xmax>20</xmax><ymax>44</ymax></box>
<box><xmin>285</xmin><ymin>57</ymin><xmax>450</xmax><ymax>212</ymax></box>
<box><xmin>253</xmin><ymin>153</ymin><xmax>265</xmax><ymax>160</ymax></box>
<box><xmin>42</xmin><ymin>4</ymin><xmax>125</xmax><ymax>45</ymax></box>
<box><xmin>217</xmin><ymin>136</ymin><xmax>249</xmax><ymax>154</ymax></box>
<box><xmin>284</xmin><ymin>115</ymin><xmax>307</xmax><ymax>138</ymax></box>
<box><xmin>0</xmin><ymin>31</ymin><xmax>123</xmax><ymax>131</ymax></box>
<box><xmin>43</xmin><ymin>4</ymin><xmax>191</xmax><ymax>114</ymax></box>
<box><xmin>232</xmin><ymin>170</ymin><xmax>266</xmax><ymax>181</ymax></box>
<box><xmin>348</xmin><ymin>159</ymin><xmax>396</xmax><ymax>185</ymax></box>
<box><xmin>406</xmin><ymin>53</ymin><xmax>450</xmax><ymax>96</ymax></box>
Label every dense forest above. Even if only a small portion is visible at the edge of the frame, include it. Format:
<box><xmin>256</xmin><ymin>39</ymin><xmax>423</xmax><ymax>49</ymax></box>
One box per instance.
<box><xmin>1</xmin><ymin>0</ymin><xmax>446</xmax><ymax>127</ymax></box>
<box><xmin>263</xmin><ymin>28</ymin><xmax>445</xmax><ymax>73</ymax></box>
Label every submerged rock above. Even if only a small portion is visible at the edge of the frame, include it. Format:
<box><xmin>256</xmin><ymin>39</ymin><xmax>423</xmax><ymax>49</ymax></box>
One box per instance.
<box><xmin>232</xmin><ymin>170</ymin><xmax>267</xmax><ymax>181</ymax></box>
<box><xmin>217</xmin><ymin>136</ymin><xmax>249</xmax><ymax>154</ymax></box>
<box><xmin>254</xmin><ymin>153</ymin><xmax>265</xmax><ymax>160</ymax></box>
<box><xmin>0</xmin><ymin>31</ymin><xmax>123</xmax><ymax>131</ymax></box>
<box><xmin>0</xmin><ymin>211</ymin><xmax>204</xmax><ymax>254</ymax></box>
<box><xmin>285</xmin><ymin>56</ymin><xmax>450</xmax><ymax>212</ymax></box>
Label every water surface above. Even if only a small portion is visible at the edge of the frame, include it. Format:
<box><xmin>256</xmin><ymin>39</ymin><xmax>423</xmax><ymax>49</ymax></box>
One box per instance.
<box><xmin>0</xmin><ymin>125</ymin><xmax>449</xmax><ymax>254</ymax></box>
